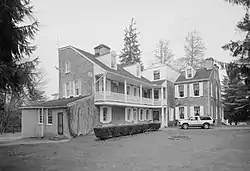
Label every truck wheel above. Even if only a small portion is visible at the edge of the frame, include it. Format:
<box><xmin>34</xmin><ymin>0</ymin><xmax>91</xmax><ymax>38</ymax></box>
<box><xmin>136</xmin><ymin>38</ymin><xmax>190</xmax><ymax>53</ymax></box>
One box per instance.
<box><xmin>182</xmin><ymin>123</ymin><xmax>189</xmax><ymax>129</ymax></box>
<box><xmin>203</xmin><ymin>123</ymin><xmax>210</xmax><ymax>129</ymax></box>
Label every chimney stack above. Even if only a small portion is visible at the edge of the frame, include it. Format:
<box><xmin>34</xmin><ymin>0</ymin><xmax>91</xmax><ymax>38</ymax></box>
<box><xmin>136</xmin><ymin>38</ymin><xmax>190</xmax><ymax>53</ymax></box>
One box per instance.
<box><xmin>94</xmin><ymin>44</ymin><xmax>111</xmax><ymax>56</ymax></box>
<box><xmin>205</xmin><ymin>57</ymin><xmax>214</xmax><ymax>70</ymax></box>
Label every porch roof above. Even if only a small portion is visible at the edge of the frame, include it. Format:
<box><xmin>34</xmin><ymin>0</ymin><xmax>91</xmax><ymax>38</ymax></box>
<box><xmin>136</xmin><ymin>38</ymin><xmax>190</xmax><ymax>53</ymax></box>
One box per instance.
<box><xmin>20</xmin><ymin>95</ymin><xmax>88</xmax><ymax>109</ymax></box>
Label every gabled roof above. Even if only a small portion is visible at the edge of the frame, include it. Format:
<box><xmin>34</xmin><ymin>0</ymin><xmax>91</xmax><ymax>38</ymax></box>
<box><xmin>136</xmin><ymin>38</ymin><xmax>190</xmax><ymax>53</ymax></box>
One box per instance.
<box><xmin>21</xmin><ymin>95</ymin><xmax>88</xmax><ymax>109</ymax></box>
<box><xmin>151</xmin><ymin>80</ymin><xmax>166</xmax><ymax>85</ymax></box>
<box><xmin>176</xmin><ymin>68</ymin><xmax>212</xmax><ymax>83</ymax></box>
<box><xmin>72</xmin><ymin>47</ymin><xmax>152</xmax><ymax>84</ymax></box>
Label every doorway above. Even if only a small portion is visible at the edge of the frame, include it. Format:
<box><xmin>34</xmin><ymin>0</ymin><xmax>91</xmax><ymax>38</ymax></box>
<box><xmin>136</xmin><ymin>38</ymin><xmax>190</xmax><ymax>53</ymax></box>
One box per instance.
<box><xmin>57</xmin><ymin>112</ymin><xmax>63</xmax><ymax>135</ymax></box>
<box><xmin>153</xmin><ymin>110</ymin><xmax>160</xmax><ymax>122</ymax></box>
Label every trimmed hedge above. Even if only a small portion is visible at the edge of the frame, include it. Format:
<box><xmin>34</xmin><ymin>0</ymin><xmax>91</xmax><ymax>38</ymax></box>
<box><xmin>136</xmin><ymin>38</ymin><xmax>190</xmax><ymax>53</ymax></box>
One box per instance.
<box><xmin>94</xmin><ymin>123</ymin><xmax>161</xmax><ymax>140</ymax></box>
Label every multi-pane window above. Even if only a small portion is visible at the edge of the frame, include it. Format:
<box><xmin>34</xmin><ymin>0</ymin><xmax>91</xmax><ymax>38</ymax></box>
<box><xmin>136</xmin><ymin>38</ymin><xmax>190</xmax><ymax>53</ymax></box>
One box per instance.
<box><xmin>140</xmin><ymin>109</ymin><xmax>143</xmax><ymax>120</ymax></box>
<box><xmin>154</xmin><ymin>90</ymin><xmax>159</xmax><ymax>99</ymax></box>
<box><xmin>179</xmin><ymin>107</ymin><xmax>184</xmax><ymax>119</ymax></box>
<box><xmin>194</xmin><ymin>106</ymin><xmax>200</xmax><ymax>116</ymax></box>
<box><xmin>47</xmin><ymin>109</ymin><xmax>53</xmax><ymax>125</ymax></box>
<box><xmin>193</xmin><ymin>83</ymin><xmax>199</xmax><ymax>96</ymax></box>
<box><xmin>127</xmin><ymin>86</ymin><xmax>130</xmax><ymax>95</ymax></box>
<box><xmin>66</xmin><ymin>82</ymin><xmax>70</xmax><ymax>97</ymax></box>
<box><xmin>153</xmin><ymin>70</ymin><xmax>160</xmax><ymax>80</ymax></box>
<box><xmin>146</xmin><ymin>109</ymin><xmax>149</xmax><ymax>120</ymax></box>
<box><xmin>65</xmin><ymin>62</ymin><xmax>70</xmax><ymax>73</ymax></box>
<box><xmin>103</xmin><ymin>107</ymin><xmax>108</xmax><ymax>122</ymax></box>
<box><xmin>127</xmin><ymin>108</ymin><xmax>131</xmax><ymax>121</ymax></box>
<box><xmin>134</xmin><ymin>87</ymin><xmax>137</xmax><ymax>96</ymax></box>
<box><xmin>75</xmin><ymin>80</ymin><xmax>80</xmax><ymax>95</ymax></box>
<box><xmin>38</xmin><ymin>109</ymin><xmax>43</xmax><ymax>124</ymax></box>
<box><xmin>179</xmin><ymin>85</ymin><xmax>184</xmax><ymax>97</ymax></box>
<box><xmin>163</xmin><ymin>88</ymin><xmax>166</xmax><ymax>99</ymax></box>
<box><xmin>187</xmin><ymin>68</ymin><xmax>192</xmax><ymax>78</ymax></box>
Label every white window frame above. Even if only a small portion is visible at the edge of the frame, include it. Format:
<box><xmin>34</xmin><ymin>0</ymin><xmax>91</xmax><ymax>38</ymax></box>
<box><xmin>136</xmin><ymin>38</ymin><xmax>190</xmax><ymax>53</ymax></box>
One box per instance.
<box><xmin>145</xmin><ymin>109</ymin><xmax>149</xmax><ymax>120</ymax></box>
<box><xmin>125</xmin><ymin>107</ymin><xmax>133</xmax><ymax>122</ymax></box>
<box><xmin>178</xmin><ymin>84</ymin><xmax>184</xmax><ymax>98</ymax></box>
<box><xmin>66</xmin><ymin>82</ymin><xmax>70</xmax><ymax>97</ymax></box>
<box><xmin>47</xmin><ymin>109</ymin><xmax>53</xmax><ymax>125</ymax></box>
<box><xmin>186</xmin><ymin>68</ymin><xmax>192</xmax><ymax>78</ymax></box>
<box><xmin>38</xmin><ymin>108</ymin><xmax>44</xmax><ymax>124</ymax></box>
<box><xmin>193</xmin><ymin>83</ymin><xmax>200</xmax><ymax>97</ymax></box>
<box><xmin>179</xmin><ymin>106</ymin><xmax>185</xmax><ymax>119</ymax></box>
<box><xmin>100</xmin><ymin>106</ymin><xmax>112</xmax><ymax>124</ymax></box>
<box><xmin>153</xmin><ymin>70</ymin><xmax>160</xmax><ymax>80</ymax></box>
<box><xmin>75</xmin><ymin>79</ymin><xmax>81</xmax><ymax>96</ymax></box>
<box><xmin>139</xmin><ymin>108</ymin><xmax>144</xmax><ymax>121</ymax></box>
<box><xmin>65</xmin><ymin>62</ymin><xmax>70</xmax><ymax>74</ymax></box>
<box><xmin>194</xmin><ymin>106</ymin><xmax>201</xmax><ymax>116</ymax></box>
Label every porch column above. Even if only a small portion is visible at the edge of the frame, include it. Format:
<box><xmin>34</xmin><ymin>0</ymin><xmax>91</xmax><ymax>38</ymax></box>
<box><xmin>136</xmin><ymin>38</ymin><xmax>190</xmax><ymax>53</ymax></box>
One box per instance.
<box><xmin>152</xmin><ymin>88</ymin><xmax>154</xmax><ymax>105</ymax></box>
<box><xmin>140</xmin><ymin>84</ymin><xmax>142</xmax><ymax>104</ymax></box>
<box><xmin>161</xmin><ymin>107</ymin><xmax>164</xmax><ymax>128</ymax></box>
<box><xmin>103</xmin><ymin>73</ymin><xmax>106</xmax><ymax>100</ymax></box>
<box><xmin>161</xmin><ymin>86</ymin><xmax>164</xmax><ymax>105</ymax></box>
<box><xmin>124</xmin><ymin>80</ymin><xmax>127</xmax><ymax>103</ymax></box>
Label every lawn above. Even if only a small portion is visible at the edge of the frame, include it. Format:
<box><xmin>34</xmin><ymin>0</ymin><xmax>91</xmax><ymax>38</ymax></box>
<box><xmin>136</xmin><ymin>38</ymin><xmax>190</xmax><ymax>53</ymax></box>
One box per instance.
<box><xmin>0</xmin><ymin>128</ymin><xmax>250</xmax><ymax>171</ymax></box>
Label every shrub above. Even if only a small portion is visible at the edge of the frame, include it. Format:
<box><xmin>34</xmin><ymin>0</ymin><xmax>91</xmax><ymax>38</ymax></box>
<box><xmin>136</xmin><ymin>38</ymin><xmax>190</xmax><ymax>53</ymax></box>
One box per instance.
<box><xmin>94</xmin><ymin>123</ymin><xmax>161</xmax><ymax>140</ymax></box>
<box><xmin>168</xmin><ymin>120</ymin><xmax>178</xmax><ymax>127</ymax></box>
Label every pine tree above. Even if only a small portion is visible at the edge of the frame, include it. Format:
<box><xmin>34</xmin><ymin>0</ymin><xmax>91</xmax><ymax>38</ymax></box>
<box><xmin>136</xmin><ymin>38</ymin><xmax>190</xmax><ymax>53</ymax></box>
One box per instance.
<box><xmin>120</xmin><ymin>18</ymin><xmax>144</xmax><ymax>70</ymax></box>
<box><xmin>222</xmin><ymin>0</ymin><xmax>250</xmax><ymax>118</ymax></box>
<box><xmin>153</xmin><ymin>39</ymin><xmax>174</xmax><ymax>64</ymax></box>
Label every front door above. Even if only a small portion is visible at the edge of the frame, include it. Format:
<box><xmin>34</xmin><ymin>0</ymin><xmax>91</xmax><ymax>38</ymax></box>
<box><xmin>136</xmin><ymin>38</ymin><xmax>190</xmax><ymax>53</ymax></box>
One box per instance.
<box><xmin>153</xmin><ymin>111</ymin><xmax>160</xmax><ymax>122</ymax></box>
<box><xmin>58</xmin><ymin>112</ymin><xmax>63</xmax><ymax>135</ymax></box>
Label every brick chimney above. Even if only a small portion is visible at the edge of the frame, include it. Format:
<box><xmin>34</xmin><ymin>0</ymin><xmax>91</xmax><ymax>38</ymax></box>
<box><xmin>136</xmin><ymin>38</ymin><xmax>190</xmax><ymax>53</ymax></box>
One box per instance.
<box><xmin>205</xmin><ymin>57</ymin><xmax>214</xmax><ymax>70</ymax></box>
<box><xmin>94</xmin><ymin>44</ymin><xmax>111</xmax><ymax>56</ymax></box>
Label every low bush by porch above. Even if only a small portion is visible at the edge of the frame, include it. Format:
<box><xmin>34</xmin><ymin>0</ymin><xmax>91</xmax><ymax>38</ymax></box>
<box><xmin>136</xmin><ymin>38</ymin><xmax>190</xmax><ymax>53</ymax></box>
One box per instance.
<box><xmin>94</xmin><ymin>122</ymin><xmax>161</xmax><ymax>140</ymax></box>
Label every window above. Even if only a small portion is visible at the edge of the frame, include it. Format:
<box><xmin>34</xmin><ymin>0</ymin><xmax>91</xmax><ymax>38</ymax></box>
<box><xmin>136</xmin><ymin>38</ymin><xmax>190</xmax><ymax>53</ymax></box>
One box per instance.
<box><xmin>127</xmin><ymin>86</ymin><xmax>130</xmax><ymax>95</ymax></box>
<box><xmin>193</xmin><ymin>83</ymin><xmax>199</xmax><ymax>96</ymax></box>
<box><xmin>139</xmin><ymin>109</ymin><xmax>143</xmax><ymax>121</ymax></box>
<box><xmin>194</xmin><ymin>106</ymin><xmax>200</xmax><ymax>116</ymax></box>
<box><xmin>134</xmin><ymin>87</ymin><xmax>137</xmax><ymax>96</ymax></box>
<box><xmin>38</xmin><ymin>109</ymin><xmax>43</xmax><ymax>124</ymax></box>
<box><xmin>179</xmin><ymin>85</ymin><xmax>184</xmax><ymax>97</ymax></box>
<box><xmin>154</xmin><ymin>89</ymin><xmax>159</xmax><ymax>99</ymax></box>
<box><xmin>47</xmin><ymin>109</ymin><xmax>52</xmax><ymax>125</ymax></box>
<box><xmin>111</xmin><ymin>55</ymin><xmax>116</xmax><ymax>68</ymax></box>
<box><xmin>65</xmin><ymin>62</ymin><xmax>70</xmax><ymax>73</ymax></box>
<box><xmin>75</xmin><ymin>80</ymin><xmax>81</xmax><ymax>96</ymax></box>
<box><xmin>200</xmin><ymin>116</ymin><xmax>212</xmax><ymax>120</ymax></box>
<box><xmin>113</xmin><ymin>81</ymin><xmax>119</xmax><ymax>93</ymax></box>
<box><xmin>163</xmin><ymin>88</ymin><xmax>166</xmax><ymax>99</ymax></box>
<box><xmin>179</xmin><ymin>107</ymin><xmax>184</xmax><ymax>119</ymax></box>
<box><xmin>127</xmin><ymin>108</ymin><xmax>132</xmax><ymax>121</ymax></box>
<box><xmin>153</xmin><ymin>70</ymin><xmax>160</xmax><ymax>80</ymax></box>
<box><xmin>66</xmin><ymin>82</ymin><xmax>70</xmax><ymax>97</ymax></box>
<box><xmin>146</xmin><ymin>109</ymin><xmax>149</xmax><ymax>120</ymax></box>
<box><xmin>103</xmin><ymin>107</ymin><xmax>108</xmax><ymax>122</ymax></box>
<box><xmin>187</xmin><ymin>68</ymin><xmax>192</xmax><ymax>78</ymax></box>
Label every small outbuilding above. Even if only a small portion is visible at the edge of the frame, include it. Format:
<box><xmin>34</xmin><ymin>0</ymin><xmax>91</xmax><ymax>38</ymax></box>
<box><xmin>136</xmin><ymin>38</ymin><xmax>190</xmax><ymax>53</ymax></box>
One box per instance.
<box><xmin>20</xmin><ymin>95</ymin><xmax>99</xmax><ymax>138</ymax></box>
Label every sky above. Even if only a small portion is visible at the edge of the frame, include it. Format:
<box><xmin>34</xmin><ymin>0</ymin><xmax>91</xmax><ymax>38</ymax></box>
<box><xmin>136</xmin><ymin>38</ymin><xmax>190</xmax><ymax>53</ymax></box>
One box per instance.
<box><xmin>30</xmin><ymin>0</ymin><xmax>245</xmax><ymax>98</ymax></box>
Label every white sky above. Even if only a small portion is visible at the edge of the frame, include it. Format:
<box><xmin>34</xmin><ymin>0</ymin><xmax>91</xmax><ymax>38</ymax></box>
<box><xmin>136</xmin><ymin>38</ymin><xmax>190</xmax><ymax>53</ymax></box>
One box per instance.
<box><xmin>30</xmin><ymin>0</ymin><xmax>245</xmax><ymax>98</ymax></box>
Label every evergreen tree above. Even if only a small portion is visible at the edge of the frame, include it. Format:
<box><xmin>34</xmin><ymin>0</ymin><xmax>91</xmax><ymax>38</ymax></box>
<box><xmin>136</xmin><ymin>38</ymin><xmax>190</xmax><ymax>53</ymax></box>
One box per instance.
<box><xmin>153</xmin><ymin>39</ymin><xmax>174</xmax><ymax>64</ymax></box>
<box><xmin>222</xmin><ymin>0</ymin><xmax>250</xmax><ymax>118</ymax></box>
<box><xmin>181</xmin><ymin>29</ymin><xmax>206</xmax><ymax>68</ymax></box>
<box><xmin>120</xmin><ymin>18</ymin><xmax>144</xmax><ymax>70</ymax></box>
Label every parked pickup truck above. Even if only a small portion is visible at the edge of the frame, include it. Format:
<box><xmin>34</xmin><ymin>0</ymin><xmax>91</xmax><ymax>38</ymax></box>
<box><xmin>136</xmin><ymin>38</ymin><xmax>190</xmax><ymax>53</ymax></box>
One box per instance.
<box><xmin>178</xmin><ymin>116</ymin><xmax>215</xmax><ymax>129</ymax></box>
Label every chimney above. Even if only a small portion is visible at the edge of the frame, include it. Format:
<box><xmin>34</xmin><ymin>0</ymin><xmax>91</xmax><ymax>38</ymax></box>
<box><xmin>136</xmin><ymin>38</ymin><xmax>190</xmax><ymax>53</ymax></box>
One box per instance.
<box><xmin>94</xmin><ymin>44</ymin><xmax>111</xmax><ymax>56</ymax></box>
<box><xmin>205</xmin><ymin>57</ymin><xmax>214</xmax><ymax>70</ymax></box>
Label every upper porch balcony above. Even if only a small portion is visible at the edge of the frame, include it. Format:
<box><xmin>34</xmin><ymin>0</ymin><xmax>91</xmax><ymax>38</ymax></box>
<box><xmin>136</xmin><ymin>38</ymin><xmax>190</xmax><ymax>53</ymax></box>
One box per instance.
<box><xmin>94</xmin><ymin>72</ymin><xmax>167</xmax><ymax>107</ymax></box>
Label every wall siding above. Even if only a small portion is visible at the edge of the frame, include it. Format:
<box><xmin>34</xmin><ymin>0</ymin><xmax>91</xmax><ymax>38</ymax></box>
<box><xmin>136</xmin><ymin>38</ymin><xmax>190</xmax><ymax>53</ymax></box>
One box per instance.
<box><xmin>59</xmin><ymin>48</ymin><xmax>94</xmax><ymax>98</ymax></box>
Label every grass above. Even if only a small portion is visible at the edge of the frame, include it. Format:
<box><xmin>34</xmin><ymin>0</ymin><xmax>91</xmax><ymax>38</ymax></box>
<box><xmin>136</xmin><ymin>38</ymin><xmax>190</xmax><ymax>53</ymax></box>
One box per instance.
<box><xmin>0</xmin><ymin>128</ymin><xmax>250</xmax><ymax>171</ymax></box>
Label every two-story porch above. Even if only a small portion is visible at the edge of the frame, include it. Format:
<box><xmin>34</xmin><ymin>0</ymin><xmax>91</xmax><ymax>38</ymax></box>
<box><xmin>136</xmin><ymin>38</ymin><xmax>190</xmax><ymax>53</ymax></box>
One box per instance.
<box><xmin>93</xmin><ymin>72</ymin><xmax>168</xmax><ymax>128</ymax></box>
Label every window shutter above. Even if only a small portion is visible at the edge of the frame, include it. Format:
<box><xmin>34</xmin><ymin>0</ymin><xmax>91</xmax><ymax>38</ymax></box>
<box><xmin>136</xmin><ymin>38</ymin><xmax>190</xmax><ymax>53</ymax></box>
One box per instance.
<box><xmin>175</xmin><ymin>85</ymin><xmax>178</xmax><ymax>98</ymax></box>
<box><xmin>184</xmin><ymin>106</ymin><xmax>188</xmax><ymax>119</ymax></box>
<box><xmin>189</xmin><ymin>84</ymin><xmax>193</xmax><ymax>97</ymax></box>
<box><xmin>64</xmin><ymin>83</ymin><xmax>67</xmax><ymax>97</ymax></box>
<box><xmin>69</xmin><ymin>81</ymin><xmax>72</xmax><ymax>96</ymax></box>
<box><xmin>125</xmin><ymin>108</ymin><xmax>128</xmax><ymax>122</ymax></box>
<box><xmin>72</xmin><ymin>81</ymin><xmax>76</xmax><ymax>96</ymax></box>
<box><xmin>100</xmin><ymin>107</ymin><xmax>104</xmax><ymax>123</ymax></box>
<box><xmin>149</xmin><ymin>109</ymin><xmax>153</xmax><ymax>121</ymax></box>
<box><xmin>184</xmin><ymin>84</ymin><xmax>188</xmax><ymax>97</ymax></box>
<box><xmin>190</xmin><ymin>106</ymin><xmax>194</xmax><ymax>117</ymax></box>
<box><xmin>108</xmin><ymin>107</ymin><xmax>112</xmax><ymax>123</ymax></box>
<box><xmin>78</xmin><ymin>80</ymin><xmax>82</xmax><ymax>95</ymax></box>
<box><xmin>199</xmin><ymin>82</ymin><xmax>203</xmax><ymax>96</ymax></box>
<box><xmin>200</xmin><ymin>106</ymin><xmax>204</xmax><ymax>116</ymax></box>
<box><xmin>175</xmin><ymin>107</ymin><xmax>179</xmax><ymax>120</ymax></box>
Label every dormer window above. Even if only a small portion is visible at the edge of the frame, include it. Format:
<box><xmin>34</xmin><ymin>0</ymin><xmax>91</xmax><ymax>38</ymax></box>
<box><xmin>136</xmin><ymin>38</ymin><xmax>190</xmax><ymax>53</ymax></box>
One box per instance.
<box><xmin>187</xmin><ymin>68</ymin><xmax>192</xmax><ymax>78</ymax></box>
<box><xmin>153</xmin><ymin>70</ymin><xmax>160</xmax><ymax>80</ymax></box>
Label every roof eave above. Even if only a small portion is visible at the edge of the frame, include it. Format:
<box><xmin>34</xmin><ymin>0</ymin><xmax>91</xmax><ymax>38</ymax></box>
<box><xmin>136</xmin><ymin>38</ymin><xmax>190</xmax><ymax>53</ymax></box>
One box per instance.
<box><xmin>175</xmin><ymin>78</ymin><xmax>209</xmax><ymax>84</ymax></box>
<box><xmin>20</xmin><ymin>106</ymin><xmax>68</xmax><ymax>109</ymax></box>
